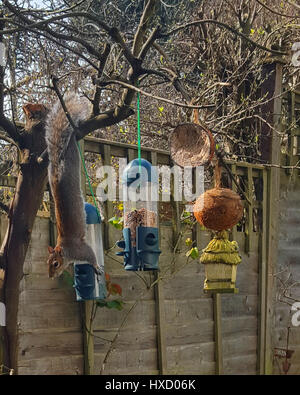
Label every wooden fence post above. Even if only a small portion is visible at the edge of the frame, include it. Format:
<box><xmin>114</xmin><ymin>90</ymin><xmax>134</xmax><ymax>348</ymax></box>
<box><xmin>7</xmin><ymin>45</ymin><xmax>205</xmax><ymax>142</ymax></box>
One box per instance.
<box><xmin>263</xmin><ymin>61</ymin><xmax>283</xmax><ymax>375</ymax></box>
<box><xmin>150</xmin><ymin>151</ymin><xmax>167</xmax><ymax>374</ymax></box>
<box><xmin>257</xmin><ymin>168</ymin><xmax>268</xmax><ymax>374</ymax></box>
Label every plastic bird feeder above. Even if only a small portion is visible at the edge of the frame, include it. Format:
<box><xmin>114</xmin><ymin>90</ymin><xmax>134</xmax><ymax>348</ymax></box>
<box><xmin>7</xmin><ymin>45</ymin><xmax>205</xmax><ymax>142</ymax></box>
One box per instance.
<box><xmin>116</xmin><ymin>159</ymin><xmax>161</xmax><ymax>271</ymax></box>
<box><xmin>74</xmin><ymin>203</ymin><xmax>107</xmax><ymax>301</ymax></box>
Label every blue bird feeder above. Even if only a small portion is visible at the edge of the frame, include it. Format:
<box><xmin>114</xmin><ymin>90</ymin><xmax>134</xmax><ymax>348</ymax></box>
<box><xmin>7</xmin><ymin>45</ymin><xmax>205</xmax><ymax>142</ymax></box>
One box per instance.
<box><xmin>74</xmin><ymin>203</ymin><xmax>107</xmax><ymax>301</ymax></box>
<box><xmin>117</xmin><ymin>159</ymin><xmax>161</xmax><ymax>271</ymax></box>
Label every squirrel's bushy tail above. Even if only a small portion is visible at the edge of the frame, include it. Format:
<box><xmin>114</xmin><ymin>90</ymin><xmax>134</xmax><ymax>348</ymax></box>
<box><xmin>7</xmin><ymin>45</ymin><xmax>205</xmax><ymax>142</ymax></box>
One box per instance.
<box><xmin>45</xmin><ymin>93</ymin><xmax>90</xmax><ymax>174</ymax></box>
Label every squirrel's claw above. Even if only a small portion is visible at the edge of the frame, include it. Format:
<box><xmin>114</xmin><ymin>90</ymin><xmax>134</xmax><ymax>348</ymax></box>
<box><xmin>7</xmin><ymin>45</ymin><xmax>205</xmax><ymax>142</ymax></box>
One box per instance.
<box><xmin>94</xmin><ymin>265</ymin><xmax>103</xmax><ymax>282</ymax></box>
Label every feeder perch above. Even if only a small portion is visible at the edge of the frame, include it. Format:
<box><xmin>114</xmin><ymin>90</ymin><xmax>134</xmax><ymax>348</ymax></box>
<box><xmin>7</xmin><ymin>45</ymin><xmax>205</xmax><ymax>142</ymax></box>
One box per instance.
<box><xmin>200</xmin><ymin>230</ymin><xmax>241</xmax><ymax>293</ymax></box>
<box><xmin>74</xmin><ymin>203</ymin><xmax>107</xmax><ymax>301</ymax></box>
<box><xmin>116</xmin><ymin>159</ymin><xmax>161</xmax><ymax>271</ymax></box>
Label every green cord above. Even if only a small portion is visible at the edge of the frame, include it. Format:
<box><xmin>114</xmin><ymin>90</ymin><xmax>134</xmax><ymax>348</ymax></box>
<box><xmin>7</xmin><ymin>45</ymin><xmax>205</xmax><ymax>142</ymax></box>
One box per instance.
<box><xmin>137</xmin><ymin>85</ymin><xmax>142</xmax><ymax>172</ymax></box>
<box><xmin>77</xmin><ymin>141</ymin><xmax>101</xmax><ymax>221</ymax></box>
<box><xmin>77</xmin><ymin>84</ymin><xmax>142</xmax><ymax>219</ymax></box>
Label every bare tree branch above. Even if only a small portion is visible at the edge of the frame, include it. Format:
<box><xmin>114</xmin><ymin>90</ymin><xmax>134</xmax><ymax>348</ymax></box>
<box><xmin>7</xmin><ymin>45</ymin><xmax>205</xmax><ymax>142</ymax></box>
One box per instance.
<box><xmin>255</xmin><ymin>0</ymin><xmax>299</xmax><ymax>18</ymax></box>
<box><xmin>93</xmin><ymin>77</ymin><xmax>215</xmax><ymax>109</ymax></box>
<box><xmin>0</xmin><ymin>15</ymin><xmax>21</xmax><ymax>144</ymax></box>
<box><xmin>92</xmin><ymin>43</ymin><xmax>111</xmax><ymax>116</ymax></box>
<box><xmin>159</xmin><ymin>19</ymin><xmax>287</xmax><ymax>55</ymax></box>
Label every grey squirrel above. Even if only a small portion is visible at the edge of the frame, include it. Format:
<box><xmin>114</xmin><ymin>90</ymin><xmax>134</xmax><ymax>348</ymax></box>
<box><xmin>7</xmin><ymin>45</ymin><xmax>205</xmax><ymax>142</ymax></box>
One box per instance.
<box><xmin>46</xmin><ymin>93</ymin><xmax>101</xmax><ymax>279</ymax></box>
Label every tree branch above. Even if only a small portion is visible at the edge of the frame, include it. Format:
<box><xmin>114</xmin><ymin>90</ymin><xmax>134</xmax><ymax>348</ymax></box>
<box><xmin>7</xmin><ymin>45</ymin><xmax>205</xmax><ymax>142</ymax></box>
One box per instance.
<box><xmin>255</xmin><ymin>0</ymin><xmax>299</xmax><ymax>18</ymax></box>
<box><xmin>159</xmin><ymin>19</ymin><xmax>287</xmax><ymax>55</ymax></box>
<box><xmin>93</xmin><ymin>78</ymin><xmax>214</xmax><ymax>110</ymax></box>
<box><xmin>132</xmin><ymin>0</ymin><xmax>159</xmax><ymax>57</ymax></box>
<box><xmin>3</xmin><ymin>1</ymin><xmax>138</xmax><ymax>71</ymax></box>
<box><xmin>0</xmin><ymin>16</ymin><xmax>21</xmax><ymax>144</ymax></box>
<box><xmin>92</xmin><ymin>43</ymin><xmax>111</xmax><ymax>116</ymax></box>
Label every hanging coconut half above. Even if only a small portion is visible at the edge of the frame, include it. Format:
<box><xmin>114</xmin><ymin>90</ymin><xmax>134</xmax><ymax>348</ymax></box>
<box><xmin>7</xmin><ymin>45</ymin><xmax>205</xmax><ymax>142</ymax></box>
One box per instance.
<box><xmin>193</xmin><ymin>187</ymin><xmax>243</xmax><ymax>231</ymax></box>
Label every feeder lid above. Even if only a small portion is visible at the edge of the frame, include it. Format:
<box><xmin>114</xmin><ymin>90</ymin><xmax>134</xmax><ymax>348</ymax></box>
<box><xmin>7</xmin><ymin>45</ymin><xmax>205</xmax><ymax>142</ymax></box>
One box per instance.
<box><xmin>84</xmin><ymin>203</ymin><xmax>101</xmax><ymax>224</ymax></box>
<box><xmin>200</xmin><ymin>231</ymin><xmax>241</xmax><ymax>265</ymax></box>
<box><xmin>122</xmin><ymin>159</ymin><xmax>158</xmax><ymax>186</ymax></box>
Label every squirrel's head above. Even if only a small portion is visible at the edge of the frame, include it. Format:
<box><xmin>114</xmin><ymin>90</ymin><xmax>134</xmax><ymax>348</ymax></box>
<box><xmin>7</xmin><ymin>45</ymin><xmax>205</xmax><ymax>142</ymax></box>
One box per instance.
<box><xmin>47</xmin><ymin>246</ymin><xmax>65</xmax><ymax>278</ymax></box>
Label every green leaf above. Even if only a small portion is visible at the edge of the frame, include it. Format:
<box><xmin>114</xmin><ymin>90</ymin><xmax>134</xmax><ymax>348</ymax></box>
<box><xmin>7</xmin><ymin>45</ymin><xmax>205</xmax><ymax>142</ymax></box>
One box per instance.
<box><xmin>108</xmin><ymin>216</ymin><xmax>123</xmax><ymax>230</ymax></box>
<box><xmin>185</xmin><ymin>237</ymin><xmax>193</xmax><ymax>247</ymax></box>
<box><xmin>186</xmin><ymin>247</ymin><xmax>199</xmax><ymax>260</ymax></box>
<box><xmin>106</xmin><ymin>300</ymin><xmax>124</xmax><ymax>310</ymax></box>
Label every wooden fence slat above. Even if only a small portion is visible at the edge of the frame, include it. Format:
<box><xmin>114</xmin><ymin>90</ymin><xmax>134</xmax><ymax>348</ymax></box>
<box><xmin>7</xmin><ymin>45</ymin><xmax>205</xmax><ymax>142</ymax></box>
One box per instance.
<box><xmin>245</xmin><ymin>167</ymin><xmax>253</xmax><ymax>255</ymax></box>
<box><xmin>213</xmin><ymin>293</ymin><xmax>223</xmax><ymax>375</ymax></box>
<box><xmin>154</xmin><ymin>273</ymin><xmax>168</xmax><ymax>374</ymax></box>
<box><xmin>230</xmin><ymin>164</ymin><xmax>238</xmax><ymax>242</ymax></box>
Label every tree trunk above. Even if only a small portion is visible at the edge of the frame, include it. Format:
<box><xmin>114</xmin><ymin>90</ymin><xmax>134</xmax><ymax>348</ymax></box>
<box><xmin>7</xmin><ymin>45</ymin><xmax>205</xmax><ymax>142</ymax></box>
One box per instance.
<box><xmin>0</xmin><ymin>105</ymin><xmax>48</xmax><ymax>372</ymax></box>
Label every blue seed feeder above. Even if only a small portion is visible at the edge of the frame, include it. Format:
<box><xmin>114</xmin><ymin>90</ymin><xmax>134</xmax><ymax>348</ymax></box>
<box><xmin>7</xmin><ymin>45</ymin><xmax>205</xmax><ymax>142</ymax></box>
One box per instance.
<box><xmin>74</xmin><ymin>203</ymin><xmax>107</xmax><ymax>301</ymax></box>
<box><xmin>116</xmin><ymin>159</ymin><xmax>161</xmax><ymax>271</ymax></box>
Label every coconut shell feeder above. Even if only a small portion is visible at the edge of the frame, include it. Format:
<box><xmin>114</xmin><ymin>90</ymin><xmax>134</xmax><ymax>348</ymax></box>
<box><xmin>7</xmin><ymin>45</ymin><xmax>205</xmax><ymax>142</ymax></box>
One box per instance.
<box><xmin>169</xmin><ymin>110</ymin><xmax>215</xmax><ymax>168</ymax></box>
<box><xmin>193</xmin><ymin>162</ymin><xmax>244</xmax><ymax>231</ymax></box>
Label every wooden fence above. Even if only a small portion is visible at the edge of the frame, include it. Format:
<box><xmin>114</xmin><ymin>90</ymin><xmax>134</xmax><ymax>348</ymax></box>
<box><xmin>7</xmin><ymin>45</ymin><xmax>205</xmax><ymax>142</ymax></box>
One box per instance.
<box><xmin>2</xmin><ymin>92</ymin><xmax>300</xmax><ymax>373</ymax></box>
<box><xmin>0</xmin><ymin>134</ymin><xmax>277</xmax><ymax>375</ymax></box>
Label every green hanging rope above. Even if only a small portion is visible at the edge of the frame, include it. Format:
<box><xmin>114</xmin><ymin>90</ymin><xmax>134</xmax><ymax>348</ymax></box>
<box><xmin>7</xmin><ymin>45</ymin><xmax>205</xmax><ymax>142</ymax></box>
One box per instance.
<box><xmin>137</xmin><ymin>84</ymin><xmax>142</xmax><ymax>171</ymax></box>
<box><xmin>77</xmin><ymin>141</ymin><xmax>101</xmax><ymax>221</ymax></box>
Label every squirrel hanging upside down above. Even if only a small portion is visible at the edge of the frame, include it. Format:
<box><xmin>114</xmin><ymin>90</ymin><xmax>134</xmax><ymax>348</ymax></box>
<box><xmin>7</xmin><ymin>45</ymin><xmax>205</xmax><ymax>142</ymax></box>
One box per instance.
<box><xmin>45</xmin><ymin>94</ymin><xmax>101</xmax><ymax>279</ymax></box>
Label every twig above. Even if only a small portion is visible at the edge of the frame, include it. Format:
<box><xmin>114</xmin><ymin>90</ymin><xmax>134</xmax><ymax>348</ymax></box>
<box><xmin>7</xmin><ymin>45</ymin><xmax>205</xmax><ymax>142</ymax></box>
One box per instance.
<box><xmin>94</xmin><ymin>78</ymin><xmax>214</xmax><ymax>109</ymax></box>
<box><xmin>100</xmin><ymin>299</ymin><xmax>139</xmax><ymax>374</ymax></box>
<box><xmin>217</xmin><ymin>151</ymin><xmax>252</xmax><ymax>205</ymax></box>
<box><xmin>255</xmin><ymin>0</ymin><xmax>299</xmax><ymax>18</ymax></box>
<box><xmin>0</xmin><ymin>201</ymin><xmax>9</xmax><ymax>214</ymax></box>
<box><xmin>159</xmin><ymin>19</ymin><xmax>287</xmax><ymax>56</ymax></box>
